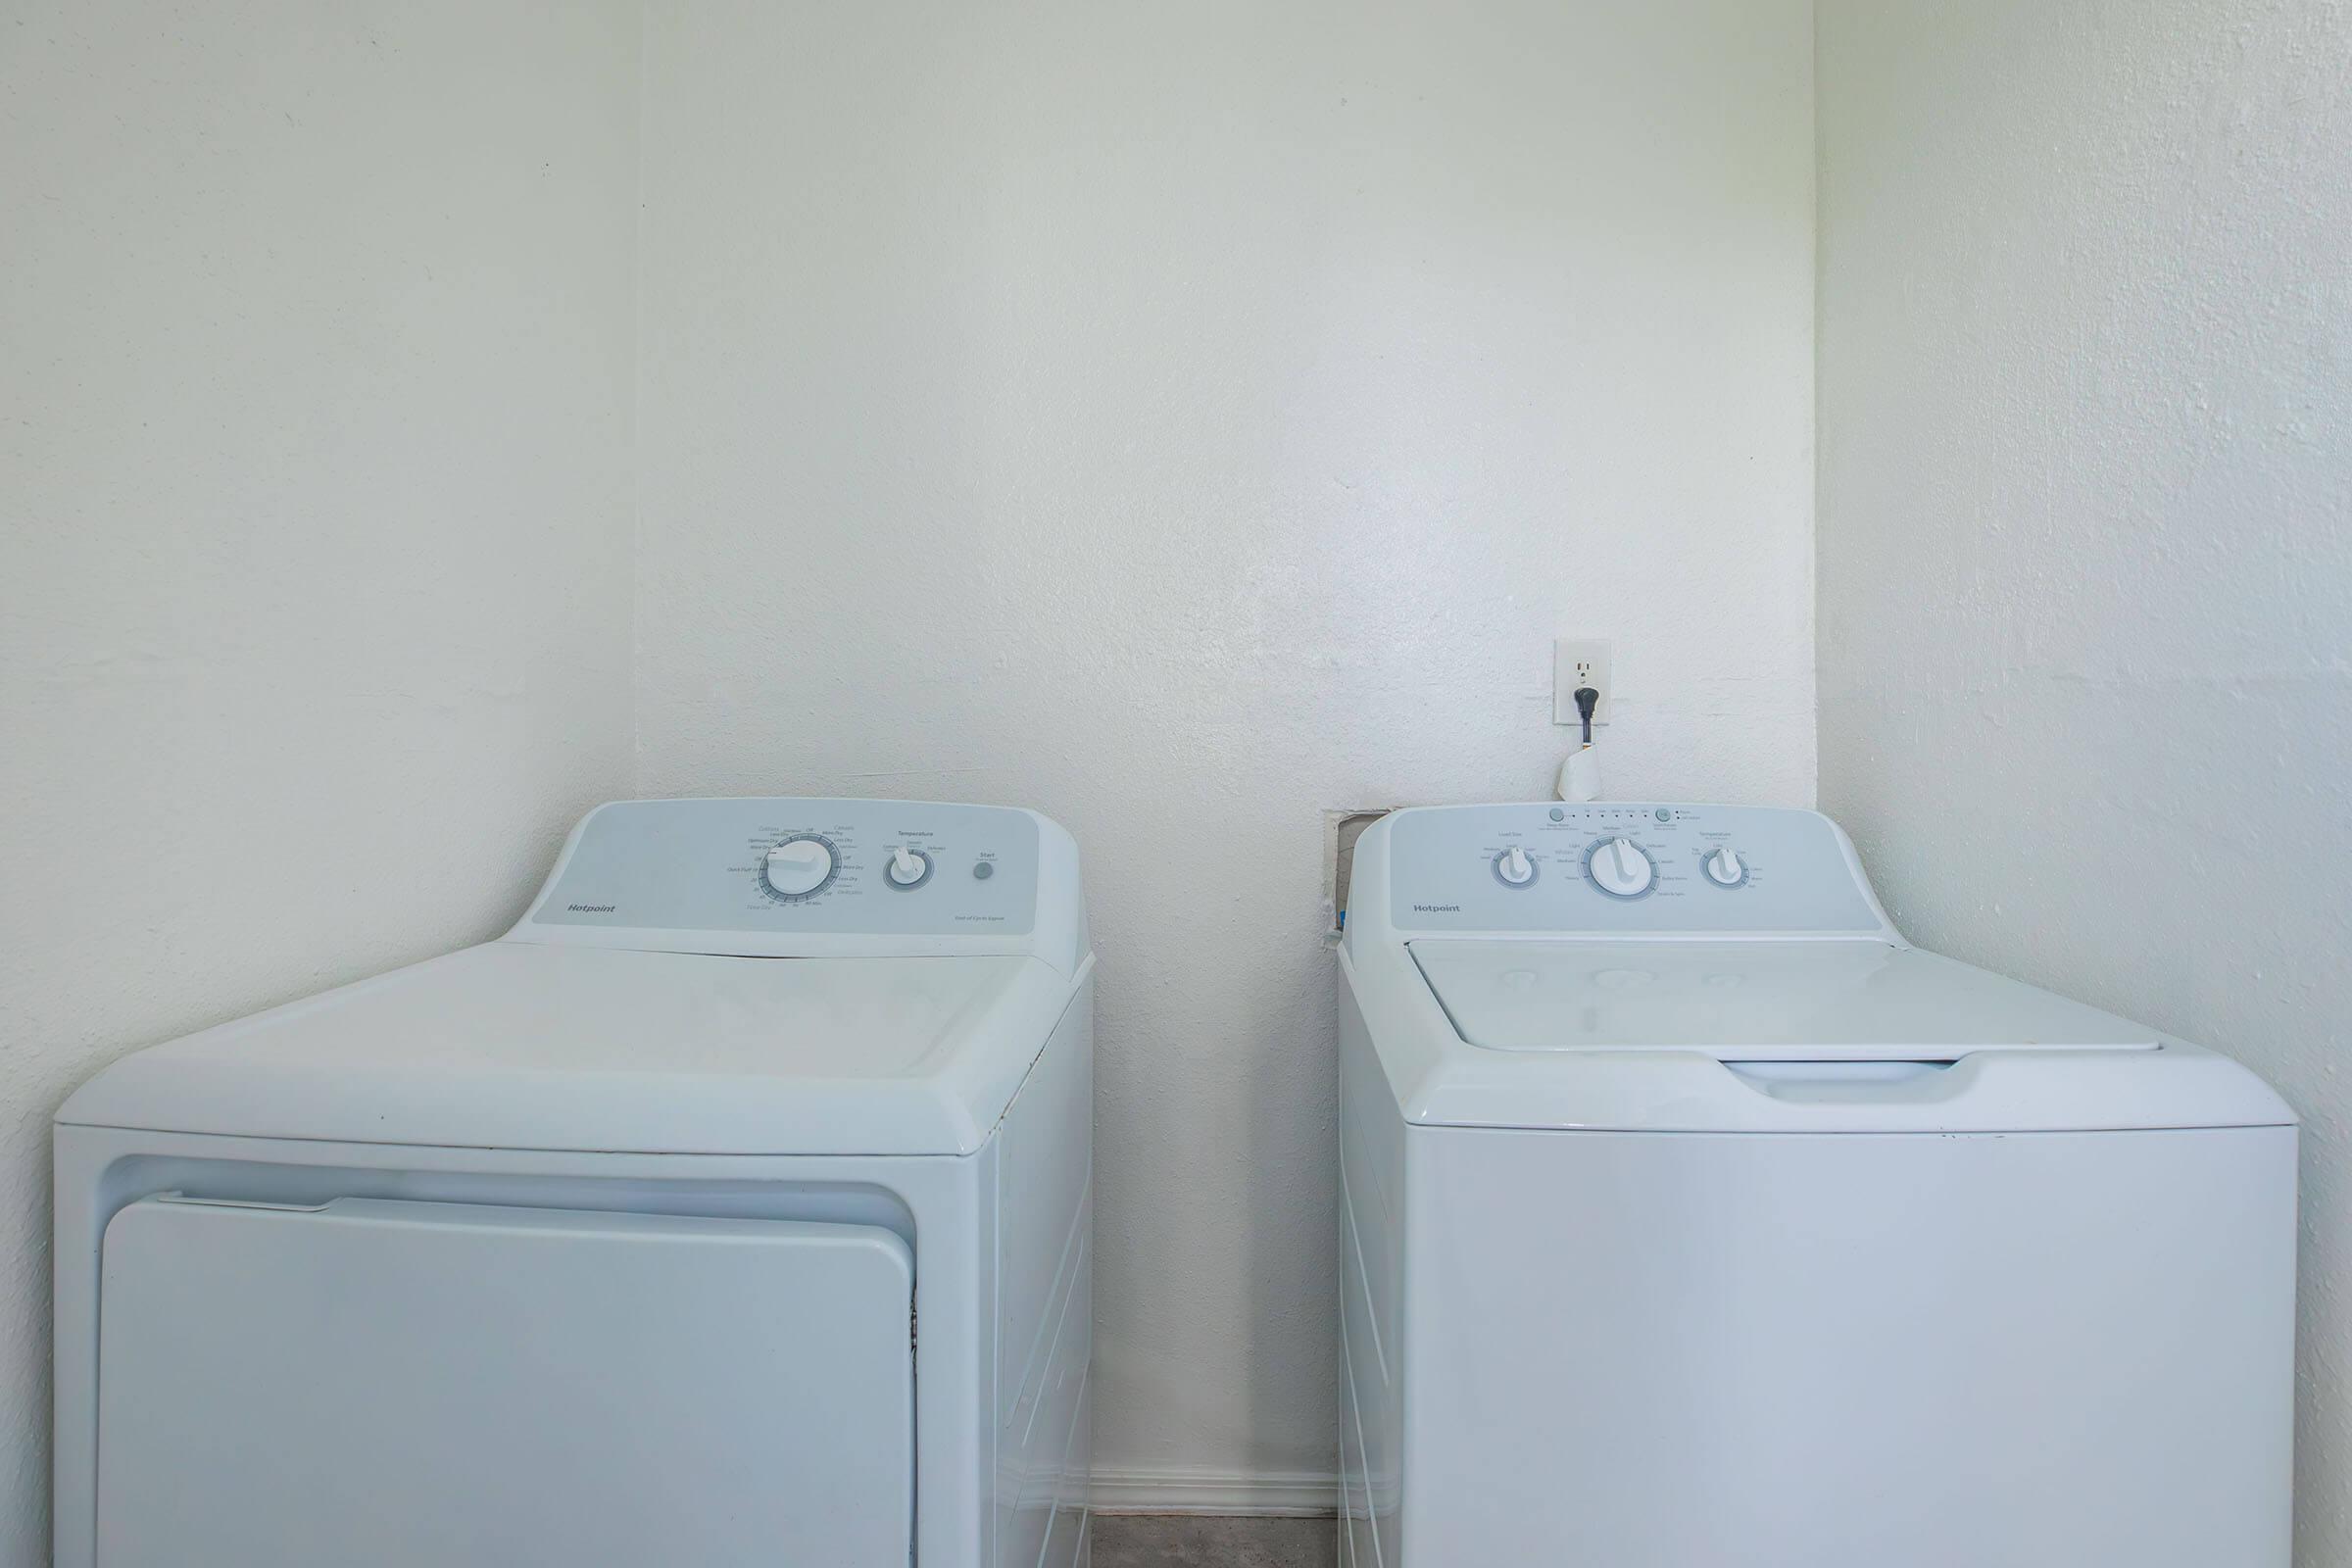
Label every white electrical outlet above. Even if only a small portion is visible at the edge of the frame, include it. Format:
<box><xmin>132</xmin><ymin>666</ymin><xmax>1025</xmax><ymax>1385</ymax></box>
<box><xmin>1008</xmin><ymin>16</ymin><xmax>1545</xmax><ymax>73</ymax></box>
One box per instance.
<box><xmin>1552</xmin><ymin>639</ymin><xmax>1613</xmax><ymax>728</ymax></box>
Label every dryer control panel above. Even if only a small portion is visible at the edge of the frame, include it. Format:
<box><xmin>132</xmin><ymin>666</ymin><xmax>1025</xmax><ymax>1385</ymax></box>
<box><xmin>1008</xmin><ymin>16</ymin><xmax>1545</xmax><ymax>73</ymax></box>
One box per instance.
<box><xmin>1374</xmin><ymin>804</ymin><xmax>1892</xmax><ymax>939</ymax></box>
<box><xmin>528</xmin><ymin>799</ymin><xmax>1037</xmax><ymax>934</ymax></box>
<box><xmin>509</xmin><ymin>799</ymin><xmax>1088</xmax><ymax>973</ymax></box>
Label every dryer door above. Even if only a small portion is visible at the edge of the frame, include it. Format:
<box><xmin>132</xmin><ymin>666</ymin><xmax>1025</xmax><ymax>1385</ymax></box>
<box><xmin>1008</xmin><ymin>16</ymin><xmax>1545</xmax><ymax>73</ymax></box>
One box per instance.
<box><xmin>94</xmin><ymin>1196</ymin><xmax>913</xmax><ymax>1568</ymax></box>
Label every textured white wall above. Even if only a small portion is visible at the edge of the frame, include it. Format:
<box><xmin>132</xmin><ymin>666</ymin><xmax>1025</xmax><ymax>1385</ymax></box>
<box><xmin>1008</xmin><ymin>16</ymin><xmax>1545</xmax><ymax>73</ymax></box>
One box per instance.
<box><xmin>0</xmin><ymin>5</ymin><xmax>641</xmax><ymax>1556</ymax></box>
<box><xmin>1816</xmin><ymin>4</ymin><xmax>2352</xmax><ymax>1561</ymax></box>
<box><xmin>636</xmin><ymin>0</ymin><xmax>1816</xmax><ymax>1497</ymax></box>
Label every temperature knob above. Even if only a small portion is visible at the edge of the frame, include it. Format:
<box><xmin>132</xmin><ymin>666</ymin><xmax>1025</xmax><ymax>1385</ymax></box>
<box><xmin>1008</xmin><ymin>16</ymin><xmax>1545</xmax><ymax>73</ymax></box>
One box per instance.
<box><xmin>1494</xmin><ymin>846</ymin><xmax>1536</xmax><ymax>887</ymax></box>
<box><xmin>1589</xmin><ymin>837</ymin><xmax>1654</xmax><ymax>899</ymax></box>
<box><xmin>1704</xmin><ymin>846</ymin><xmax>1746</xmax><ymax>887</ymax></box>
<box><xmin>763</xmin><ymin>837</ymin><xmax>835</xmax><ymax>899</ymax></box>
<box><xmin>886</xmin><ymin>846</ymin><xmax>931</xmax><ymax>887</ymax></box>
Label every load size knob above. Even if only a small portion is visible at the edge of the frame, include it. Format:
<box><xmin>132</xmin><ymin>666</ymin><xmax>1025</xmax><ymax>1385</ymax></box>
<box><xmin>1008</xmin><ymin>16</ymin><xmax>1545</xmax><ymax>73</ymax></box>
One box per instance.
<box><xmin>1589</xmin><ymin>837</ymin><xmax>1654</xmax><ymax>899</ymax></box>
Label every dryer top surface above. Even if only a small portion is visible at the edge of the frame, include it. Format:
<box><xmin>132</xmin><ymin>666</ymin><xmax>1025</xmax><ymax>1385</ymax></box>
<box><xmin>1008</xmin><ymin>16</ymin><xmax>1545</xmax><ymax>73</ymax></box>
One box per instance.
<box><xmin>59</xmin><ymin>942</ymin><xmax>1080</xmax><ymax>1155</ymax></box>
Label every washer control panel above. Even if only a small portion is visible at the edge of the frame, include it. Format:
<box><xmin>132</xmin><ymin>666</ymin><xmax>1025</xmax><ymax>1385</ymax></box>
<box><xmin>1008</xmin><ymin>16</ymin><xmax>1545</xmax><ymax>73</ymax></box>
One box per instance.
<box><xmin>1384</xmin><ymin>804</ymin><xmax>1886</xmax><ymax>935</ymax></box>
<box><xmin>528</xmin><ymin>798</ymin><xmax>1039</xmax><ymax>936</ymax></box>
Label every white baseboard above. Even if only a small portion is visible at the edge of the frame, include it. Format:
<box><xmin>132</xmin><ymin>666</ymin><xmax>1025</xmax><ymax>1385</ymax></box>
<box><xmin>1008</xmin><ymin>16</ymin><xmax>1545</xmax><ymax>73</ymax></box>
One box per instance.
<box><xmin>1090</xmin><ymin>1466</ymin><xmax>1340</xmax><ymax>1518</ymax></box>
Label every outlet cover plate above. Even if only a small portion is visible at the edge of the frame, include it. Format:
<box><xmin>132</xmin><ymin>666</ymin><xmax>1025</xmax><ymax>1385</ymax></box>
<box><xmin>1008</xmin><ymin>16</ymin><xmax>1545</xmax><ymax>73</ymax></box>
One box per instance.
<box><xmin>1552</xmin><ymin>639</ymin><xmax>1613</xmax><ymax>727</ymax></box>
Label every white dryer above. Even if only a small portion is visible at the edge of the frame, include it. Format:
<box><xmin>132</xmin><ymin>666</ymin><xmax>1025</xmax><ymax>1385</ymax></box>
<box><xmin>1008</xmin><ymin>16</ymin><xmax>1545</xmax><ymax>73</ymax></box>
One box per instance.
<box><xmin>55</xmin><ymin>798</ymin><xmax>1094</xmax><ymax>1568</ymax></box>
<box><xmin>1338</xmin><ymin>803</ymin><xmax>2295</xmax><ymax>1568</ymax></box>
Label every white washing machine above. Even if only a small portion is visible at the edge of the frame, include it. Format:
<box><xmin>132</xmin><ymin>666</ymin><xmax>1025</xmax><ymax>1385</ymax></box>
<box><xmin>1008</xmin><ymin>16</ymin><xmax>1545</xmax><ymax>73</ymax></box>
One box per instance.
<box><xmin>1337</xmin><ymin>802</ymin><xmax>2296</xmax><ymax>1568</ymax></box>
<box><xmin>55</xmin><ymin>797</ymin><xmax>1094</xmax><ymax>1568</ymax></box>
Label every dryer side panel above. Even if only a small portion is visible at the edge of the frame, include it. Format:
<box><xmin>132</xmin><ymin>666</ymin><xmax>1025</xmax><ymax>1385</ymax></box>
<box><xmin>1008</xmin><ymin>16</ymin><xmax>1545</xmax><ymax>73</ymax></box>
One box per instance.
<box><xmin>96</xmin><ymin>1197</ymin><xmax>914</xmax><ymax>1568</ymax></box>
<box><xmin>995</xmin><ymin>972</ymin><xmax>1095</xmax><ymax>1568</ymax></box>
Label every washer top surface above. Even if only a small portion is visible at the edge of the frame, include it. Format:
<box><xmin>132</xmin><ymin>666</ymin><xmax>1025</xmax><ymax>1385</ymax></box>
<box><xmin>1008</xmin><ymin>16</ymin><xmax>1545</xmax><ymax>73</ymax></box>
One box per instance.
<box><xmin>60</xmin><ymin>799</ymin><xmax>1090</xmax><ymax>1156</ymax></box>
<box><xmin>1342</xmin><ymin>803</ymin><xmax>2293</xmax><ymax>1135</ymax></box>
<box><xmin>1410</xmin><ymin>940</ymin><xmax>2156</xmax><ymax>1059</ymax></box>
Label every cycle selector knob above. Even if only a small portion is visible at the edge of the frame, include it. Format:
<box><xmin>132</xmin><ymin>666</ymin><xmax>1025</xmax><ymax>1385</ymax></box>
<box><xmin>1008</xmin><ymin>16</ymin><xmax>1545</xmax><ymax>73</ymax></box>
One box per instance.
<box><xmin>1704</xmin><ymin>846</ymin><xmax>1746</xmax><ymax>887</ymax></box>
<box><xmin>887</xmin><ymin>846</ymin><xmax>931</xmax><ymax>887</ymax></box>
<box><xmin>1589</xmin><ymin>837</ymin><xmax>1654</xmax><ymax>898</ymax></box>
<box><xmin>763</xmin><ymin>837</ymin><xmax>834</xmax><ymax>898</ymax></box>
<box><xmin>1495</xmin><ymin>846</ymin><xmax>1536</xmax><ymax>887</ymax></box>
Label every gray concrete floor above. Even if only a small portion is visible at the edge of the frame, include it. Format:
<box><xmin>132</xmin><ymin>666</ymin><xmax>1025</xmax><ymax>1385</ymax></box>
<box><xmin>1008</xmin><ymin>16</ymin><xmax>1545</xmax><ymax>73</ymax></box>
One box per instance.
<box><xmin>1091</xmin><ymin>1514</ymin><xmax>1339</xmax><ymax>1568</ymax></box>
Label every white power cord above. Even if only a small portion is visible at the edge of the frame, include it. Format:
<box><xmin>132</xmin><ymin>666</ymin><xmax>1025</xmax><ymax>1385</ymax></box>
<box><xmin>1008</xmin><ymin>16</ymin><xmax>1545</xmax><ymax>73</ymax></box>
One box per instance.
<box><xmin>1556</xmin><ymin>684</ymin><xmax>1603</xmax><ymax>802</ymax></box>
<box><xmin>1556</xmin><ymin>744</ymin><xmax>1601</xmax><ymax>803</ymax></box>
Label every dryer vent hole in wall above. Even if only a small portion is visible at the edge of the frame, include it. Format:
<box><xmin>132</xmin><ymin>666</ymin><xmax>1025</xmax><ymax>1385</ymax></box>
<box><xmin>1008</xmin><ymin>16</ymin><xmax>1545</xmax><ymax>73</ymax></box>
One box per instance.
<box><xmin>1325</xmin><ymin>809</ymin><xmax>1398</xmax><ymax>936</ymax></box>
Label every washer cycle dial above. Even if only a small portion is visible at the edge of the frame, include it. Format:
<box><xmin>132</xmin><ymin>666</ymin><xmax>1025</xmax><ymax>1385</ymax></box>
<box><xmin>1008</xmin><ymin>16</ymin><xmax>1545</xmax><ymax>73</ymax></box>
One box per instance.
<box><xmin>762</xmin><ymin>836</ymin><xmax>837</xmax><ymax>900</ymax></box>
<box><xmin>1587</xmin><ymin>837</ymin><xmax>1655</xmax><ymax>899</ymax></box>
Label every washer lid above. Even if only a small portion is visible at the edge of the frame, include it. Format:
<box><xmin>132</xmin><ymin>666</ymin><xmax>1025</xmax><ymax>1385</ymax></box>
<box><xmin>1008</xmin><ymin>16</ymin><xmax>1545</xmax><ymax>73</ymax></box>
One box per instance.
<box><xmin>58</xmin><ymin>942</ymin><xmax>1079</xmax><ymax>1156</ymax></box>
<box><xmin>1410</xmin><ymin>940</ymin><xmax>2157</xmax><ymax>1060</ymax></box>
